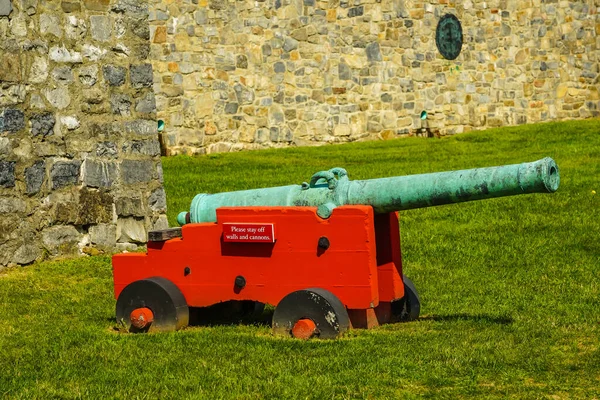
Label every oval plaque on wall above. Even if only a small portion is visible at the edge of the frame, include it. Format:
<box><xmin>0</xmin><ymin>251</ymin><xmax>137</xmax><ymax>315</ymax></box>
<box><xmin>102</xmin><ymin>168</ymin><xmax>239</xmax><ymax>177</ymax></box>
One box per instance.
<box><xmin>436</xmin><ymin>14</ymin><xmax>463</xmax><ymax>60</ymax></box>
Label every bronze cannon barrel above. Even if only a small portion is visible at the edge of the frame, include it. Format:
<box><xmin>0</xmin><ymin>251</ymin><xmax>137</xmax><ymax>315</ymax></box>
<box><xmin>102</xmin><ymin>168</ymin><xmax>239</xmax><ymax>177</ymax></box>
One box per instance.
<box><xmin>177</xmin><ymin>157</ymin><xmax>559</xmax><ymax>224</ymax></box>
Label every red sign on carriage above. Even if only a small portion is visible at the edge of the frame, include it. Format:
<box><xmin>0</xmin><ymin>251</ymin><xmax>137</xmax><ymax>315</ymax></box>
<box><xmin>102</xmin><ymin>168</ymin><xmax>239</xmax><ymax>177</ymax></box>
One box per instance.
<box><xmin>222</xmin><ymin>223</ymin><xmax>275</xmax><ymax>243</ymax></box>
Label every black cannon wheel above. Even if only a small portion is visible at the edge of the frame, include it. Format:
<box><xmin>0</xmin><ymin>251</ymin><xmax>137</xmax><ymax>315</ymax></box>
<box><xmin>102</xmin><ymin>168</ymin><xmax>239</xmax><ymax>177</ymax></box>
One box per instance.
<box><xmin>116</xmin><ymin>277</ymin><xmax>189</xmax><ymax>333</ymax></box>
<box><xmin>391</xmin><ymin>275</ymin><xmax>421</xmax><ymax>322</ymax></box>
<box><xmin>272</xmin><ymin>288</ymin><xmax>350</xmax><ymax>339</ymax></box>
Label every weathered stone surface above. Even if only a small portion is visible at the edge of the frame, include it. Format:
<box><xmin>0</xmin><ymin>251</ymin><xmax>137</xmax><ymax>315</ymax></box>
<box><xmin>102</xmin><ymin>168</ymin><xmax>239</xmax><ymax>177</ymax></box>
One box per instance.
<box><xmin>84</xmin><ymin>0</ymin><xmax>110</xmax><ymax>11</ymax></box>
<box><xmin>0</xmin><ymin>0</ymin><xmax>12</xmax><ymax>16</ymax></box>
<box><xmin>0</xmin><ymin>197</ymin><xmax>26</xmax><ymax>213</ymax></box>
<box><xmin>121</xmin><ymin>159</ymin><xmax>154</xmax><ymax>184</ymax></box>
<box><xmin>366</xmin><ymin>42</ymin><xmax>382</xmax><ymax>62</ymax></box>
<box><xmin>13</xmin><ymin>244</ymin><xmax>41</xmax><ymax>265</ymax></box>
<box><xmin>29</xmin><ymin>56</ymin><xmax>48</xmax><ymax>84</ymax></box>
<box><xmin>61</xmin><ymin>1</ymin><xmax>81</xmax><ymax>13</ymax></box>
<box><xmin>117</xmin><ymin>217</ymin><xmax>146</xmax><ymax>243</ymax></box>
<box><xmin>50</xmin><ymin>160</ymin><xmax>81</xmax><ymax>189</ymax></box>
<box><xmin>0</xmin><ymin>109</ymin><xmax>24</xmax><ymax>132</ymax></box>
<box><xmin>96</xmin><ymin>142</ymin><xmax>118</xmax><ymax>158</ymax></box>
<box><xmin>52</xmin><ymin>67</ymin><xmax>74</xmax><ymax>84</ymax></box>
<box><xmin>130</xmin><ymin>64</ymin><xmax>153</xmax><ymax>88</ymax></box>
<box><xmin>0</xmin><ymin>0</ymin><xmax>165</xmax><ymax>266</ymax></box>
<box><xmin>115</xmin><ymin>195</ymin><xmax>144</xmax><ymax>217</ymax></box>
<box><xmin>25</xmin><ymin>160</ymin><xmax>45</xmax><ymax>195</ymax></box>
<box><xmin>40</xmin><ymin>14</ymin><xmax>62</xmax><ymax>38</ymax></box>
<box><xmin>44</xmin><ymin>87</ymin><xmax>71</xmax><ymax>109</ymax></box>
<box><xmin>152</xmin><ymin>214</ymin><xmax>169</xmax><ymax>231</ymax></box>
<box><xmin>60</xmin><ymin>116</ymin><xmax>80</xmax><ymax>130</ymax></box>
<box><xmin>111</xmin><ymin>0</ymin><xmax>148</xmax><ymax>16</ymax></box>
<box><xmin>83</xmin><ymin>159</ymin><xmax>118</xmax><ymax>188</ymax></box>
<box><xmin>148</xmin><ymin>188</ymin><xmax>166</xmax><ymax>212</ymax></box>
<box><xmin>49</xmin><ymin>45</ymin><xmax>83</xmax><ymax>63</ymax></box>
<box><xmin>122</xmin><ymin>140</ymin><xmax>160</xmax><ymax>156</ymax></box>
<box><xmin>110</xmin><ymin>93</ymin><xmax>132</xmax><ymax>115</ymax></box>
<box><xmin>103</xmin><ymin>65</ymin><xmax>127</xmax><ymax>86</ymax></box>
<box><xmin>78</xmin><ymin>65</ymin><xmax>99</xmax><ymax>86</ymax></box>
<box><xmin>135</xmin><ymin>92</ymin><xmax>156</xmax><ymax>113</ymax></box>
<box><xmin>42</xmin><ymin>225</ymin><xmax>81</xmax><ymax>255</ymax></box>
<box><xmin>90</xmin><ymin>15</ymin><xmax>111</xmax><ymax>41</ymax></box>
<box><xmin>78</xmin><ymin>188</ymin><xmax>113</xmax><ymax>224</ymax></box>
<box><xmin>0</xmin><ymin>161</ymin><xmax>16</xmax><ymax>188</ymax></box>
<box><xmin>89</xmin><ymin>223</ymin><xmax>117</xmax><ymax>247</ymax></box>
<box><xmin>0</xmin><ymin>138</ymin><xmax>10</xmax><ymax>155</ymax></box>
<box><xmin>31</xmin><ymin>113</ymin><xmax>55</xmax><ymax>137</ymax></box>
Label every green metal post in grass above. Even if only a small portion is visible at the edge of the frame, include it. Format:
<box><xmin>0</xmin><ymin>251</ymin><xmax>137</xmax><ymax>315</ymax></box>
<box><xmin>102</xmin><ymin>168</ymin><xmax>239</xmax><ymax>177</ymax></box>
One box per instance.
<box><xmin>178</xmin><ymin>157</ymin><xmax>559</xmax><ymax>225</ymax></box>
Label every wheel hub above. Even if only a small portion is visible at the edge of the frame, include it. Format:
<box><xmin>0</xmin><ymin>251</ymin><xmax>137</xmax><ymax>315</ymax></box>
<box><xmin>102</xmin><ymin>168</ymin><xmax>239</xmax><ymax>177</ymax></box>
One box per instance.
<box><xmin>291</xmin><ymin>318</ymin><xmax>317</xmax><ymax>339</ymax></box>
<box><xmin>130</xmin><ymin>307</ymin><xmax>154</xmax><ymax>330</ymax></box>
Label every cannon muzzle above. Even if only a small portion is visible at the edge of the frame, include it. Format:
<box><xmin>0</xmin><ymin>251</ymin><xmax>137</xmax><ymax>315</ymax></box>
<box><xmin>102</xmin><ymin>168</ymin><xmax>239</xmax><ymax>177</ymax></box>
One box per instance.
<box><xmin>178</xmin><ymin>157</ymin><xmax>559</xmax><ymax>224</ymax></box>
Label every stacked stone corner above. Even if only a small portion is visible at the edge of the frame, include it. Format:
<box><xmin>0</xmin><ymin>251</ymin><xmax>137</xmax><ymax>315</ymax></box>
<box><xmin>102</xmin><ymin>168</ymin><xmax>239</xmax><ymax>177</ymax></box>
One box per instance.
<box><xmin>0</xmin><ymin>0</ymin><xmax>166</xmax><ymax>268</ymax></box>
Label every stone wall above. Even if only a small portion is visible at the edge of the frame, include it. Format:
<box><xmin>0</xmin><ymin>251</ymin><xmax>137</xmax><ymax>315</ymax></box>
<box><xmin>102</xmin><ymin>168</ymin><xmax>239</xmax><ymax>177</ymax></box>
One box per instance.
<box><xmin>149</xmin><ymin>0</ymin><xmax>599</xmax><ymax>155</ymax></box>
<box><xmin>0</xmin><ymin>0</ymin><xmax>166</xmax><ymax>267</ymax></box>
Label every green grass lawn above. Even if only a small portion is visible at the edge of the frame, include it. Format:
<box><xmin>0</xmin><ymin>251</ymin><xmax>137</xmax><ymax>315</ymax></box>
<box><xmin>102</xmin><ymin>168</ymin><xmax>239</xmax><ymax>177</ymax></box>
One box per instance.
<box><xmin>1</xmin><ymin>120</ymin><xmax>599</xmax><ymax>398</ymax></box>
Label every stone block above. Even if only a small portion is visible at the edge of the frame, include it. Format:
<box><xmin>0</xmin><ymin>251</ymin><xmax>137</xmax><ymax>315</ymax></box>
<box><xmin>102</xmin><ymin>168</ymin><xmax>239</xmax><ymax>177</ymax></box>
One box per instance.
<box><xmin>122</xmin><ymin>140</ymin><xmax>160</xmax><ymax>156</ymax></box>
<box><xmin>78</xmin><ymin>188</ymin><xmax>113</xmax><ymax>225</ymax></box>
<box><xmin>117</xmin><ymin>218</ymin><xmax>147</xmax><ymax>243</ymax></box>
<box><xmin>83</xmin><ymin>159</ymin><xmax>118</xmax><ymax>188</ymax></box>
<box><xmin>124</xmin><ymin>119</ymin><xmax>156</xmax><ymax>136</ymax></box>
<box><xmin>121</xmin><ymin>159</ymin><xmax>154</xmax><ymax>185</ymax></box>
<box><xmin>0</xmin><ymin>138</ymin><xmax>10</xmax><ymax>155</ymax></box>
<box><xmin>50</xmin><ymin>160</ymin><xmax>81</xmax><ymax>189</ymax></box>
<box><xmin>103</xmin><ymin>65</ymin><xmax>126</xmax><ymax>86</ymax></box>
<box><xmin>42</xmin><ymin>225</ymin><xmax>81</xmax><ymax>255</ymax></box>
<box><xmin>60</xmin><ymin>116</ymin><xmax>80</xmax><ymax>131</ymax></box>
<box><xmin>13</xmin><ymin>244</ymin><xmax>41</xmax><ymax>265</ymax></box>
<box><xmin>115</xmin><ymin>196</ymin><xmax>144</xmax><ymax>217</ymax></box>
<box><xmin>83</xmin><ymin>0</ymin><xmax>109</xmax><ymax>11</ymax></box>
<box><xmin>130</xmin><ymin>64</ymin><xmax>153</xmax><ymax>88</ymax></box>
<box><xmin>28</xmin><ymin>56</ymin><xmax>48</xmax><ymax>84</ymax></box>
<box><xmin>135</xmin><ymin>92</ymin><xmax>156</xmax><ymax>114</ymax></box>
<box><xmin>110</xmin><ymin>94</ymin><xmax>132</xmax><ymax>116</ymax></box>
<box><xmin>31</xmin><ymin>113</ymin><xmax>55</xmax><ymax>137</ymax></box>
<box><xmin>90</xmin><ymin>15</ymin><xmax>111</xmax><ymax>41</ymax></box>
<box><xmin>78</xmin><ymin>65</ymin><xmax>99</xmax><ymax>86</ymax></box>
<box><xmin>52</xmin><ymin>66</ymin><xmax>74</xmax><ymax>84</ymax></box>
<box><xmin>148</xmin><ymin>188</ymin><xmax>166</xmax><ymax>212</ymax></box>
<box><xmin>96</xmin><ymin>142</ymin><xmax>118</xmax><ymax>158</ymax></box>
<box><xmin>366</xmin><ymin>42</ymin><xmax>382</xmax><ymax>62</ymax></box>
<box><xmin>44</xmin><ymin>87</ymin><xmax>71</xmax><ymax>110</ymax></box>
<box><xmin>111</xmin><ymin>0</ymin><xmax>148</xmax><ymax>16</ymax></box>
<box><xmin>40</xmin><ymin>13</ymin><xmax>62</xmax><ymax>38</ymax></box>
<box><xmin>61</xmin><ymin>1</ymin><xmax>81</xmax><ymax>12</ymax></box>
<box><xmin>25</xmin><ymin>160</ymin><xmax>45</xmax><ymax>195</ymax></box>
<box><xmin>152</xmin><ymin>215</ymin><xmax>169</xmax><ymax>231</ymax></box>
<box><xmin>0</xmin><ymin>197</ymin><xmax>26</xmax><ymax>213</ymax></box>
<box><xmin>153</xmin><ymin>26</ymin><xmax>167</xmax><ymax>43</ymax></box>
<box><xmin>89</xmin><ymin>223</ymin><xmax>117</xmax><ymax>247</ymax></box>
<box><xmin>0</xmin><ymin>161</ymin><xmax>16</xmax><ymax>188</ymax></box>
<box><xmin>0</xmin><ymin>0</ymin><xmax>12</xmax><ymax>16</ymax></box>
<box><xmin>0</xmin><ymin>109</ymin><xmax>25</xmax><ymax>132</ymax></box>
<box><xmin>0</xmin><ymin>52</ymin><xmax>21</xmax><ymax>82</ymax></box>
<box><xmin>129</xmin><ymin>17</ymin><xmax>149</xmax><ymax>40</ymax></box>
<box><xmin>49</xmin><ymin>46</ymin><xmax>83</xmax><ymax>63</ymax></box>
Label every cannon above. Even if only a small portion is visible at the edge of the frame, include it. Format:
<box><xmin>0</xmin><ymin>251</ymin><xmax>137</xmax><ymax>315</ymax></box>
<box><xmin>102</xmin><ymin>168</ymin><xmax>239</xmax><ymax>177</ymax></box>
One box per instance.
<box><xmin>112</xmin><ymin>158</ymin><xmax>559</xmax><ymax>338</ymax></box>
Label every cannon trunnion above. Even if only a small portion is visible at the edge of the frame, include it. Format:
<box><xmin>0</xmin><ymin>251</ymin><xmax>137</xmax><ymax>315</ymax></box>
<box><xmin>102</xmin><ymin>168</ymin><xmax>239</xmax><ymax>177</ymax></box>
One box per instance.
<box><xmin>112</xmin><ymin>158</ymin><xmax>559</xmax><ymax>338</ymax></box>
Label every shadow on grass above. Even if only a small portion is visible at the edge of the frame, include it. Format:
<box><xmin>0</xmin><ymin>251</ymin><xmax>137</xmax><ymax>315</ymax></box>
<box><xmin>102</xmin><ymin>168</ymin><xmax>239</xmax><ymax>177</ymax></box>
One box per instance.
<box><xmin>188</xmin><ymin>301</ymin><xmax>274</xmax><ymax>327</ymax></box>
<box><xmin>419</xmin><ymin>313</ymin><xmax>513</xmax><ymax>325</ymax></box>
